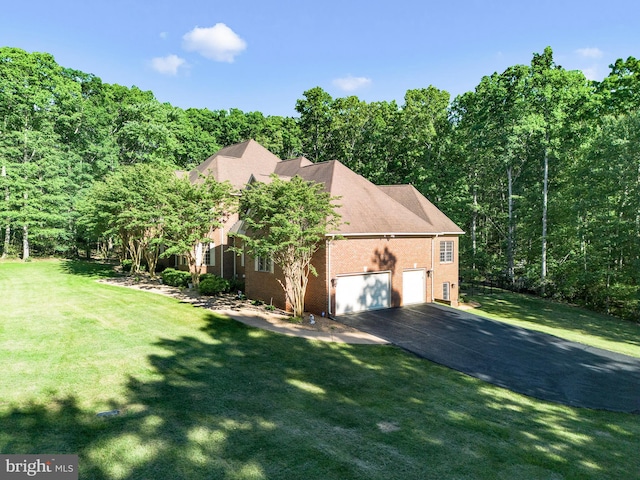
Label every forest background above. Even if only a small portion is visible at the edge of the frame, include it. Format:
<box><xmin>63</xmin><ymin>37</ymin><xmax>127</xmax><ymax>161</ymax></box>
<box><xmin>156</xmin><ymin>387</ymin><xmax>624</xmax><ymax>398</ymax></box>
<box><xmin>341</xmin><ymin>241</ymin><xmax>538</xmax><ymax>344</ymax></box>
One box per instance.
<box><xmin>0</xmin><ymin>46</ymin><xmax>638</xmax><ymax>320</ymax></box>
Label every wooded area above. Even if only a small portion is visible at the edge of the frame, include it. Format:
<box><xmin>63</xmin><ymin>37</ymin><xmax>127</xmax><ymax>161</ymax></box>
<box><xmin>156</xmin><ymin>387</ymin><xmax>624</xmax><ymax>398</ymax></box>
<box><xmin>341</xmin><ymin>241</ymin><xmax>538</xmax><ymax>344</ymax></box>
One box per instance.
<box><xmin>0</xmin><ymin>46</ymin><xmax>638</xmax><ymax>320</ymax></box>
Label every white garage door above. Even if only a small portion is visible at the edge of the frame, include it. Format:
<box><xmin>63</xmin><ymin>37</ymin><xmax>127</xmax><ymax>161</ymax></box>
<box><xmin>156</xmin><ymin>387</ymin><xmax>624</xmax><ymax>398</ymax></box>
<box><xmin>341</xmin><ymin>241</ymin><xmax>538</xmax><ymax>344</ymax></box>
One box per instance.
<box><xmin>403</xmin><ymin>269</ymin><xmax>426</xmax><ymax>305</ymax></box>
<box><xmin>335</xmin><ymin>272</ymin><xmax>391</xmax><ymax>315</ymax></box>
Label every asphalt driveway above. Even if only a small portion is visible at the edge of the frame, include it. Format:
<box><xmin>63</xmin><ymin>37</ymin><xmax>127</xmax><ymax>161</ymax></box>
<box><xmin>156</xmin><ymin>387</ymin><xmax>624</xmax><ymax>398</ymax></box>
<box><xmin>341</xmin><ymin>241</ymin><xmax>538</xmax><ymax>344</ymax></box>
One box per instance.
<box><xmin>337</xmin><ymin>303</ymin><xmax>640</xmax><ymax>413</ymax></box>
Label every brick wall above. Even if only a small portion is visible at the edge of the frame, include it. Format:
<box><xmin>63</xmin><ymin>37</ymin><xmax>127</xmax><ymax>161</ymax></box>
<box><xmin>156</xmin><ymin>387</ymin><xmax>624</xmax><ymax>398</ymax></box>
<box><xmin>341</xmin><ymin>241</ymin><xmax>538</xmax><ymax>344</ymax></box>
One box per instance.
<box><xmin>323</xmin><ymin>235</ymin><xmax>460</xmax><ymax>313</ymax></box>
<box><xmin>303</xmin><ymin>248</ymin><xmax>328</xmax><ymax>315</ymax></box>
<box><xmin>244</xmin><ymin>248</ymin><xmax>328</xmax><ymax>314</ymax></box>
<box><xmin>244</xmin><ymin>257</ymin><xmax>287</xmax><ymax>309</ymax></box>
<box><xmin>431</xmin><ymin>235</ymin><xmax>460</xmax><ymax>306</ymax></box>
<box><xmin>244</xmin><ymin>235</ymin><xmax>460</xmax><ymax>315</ymax></box>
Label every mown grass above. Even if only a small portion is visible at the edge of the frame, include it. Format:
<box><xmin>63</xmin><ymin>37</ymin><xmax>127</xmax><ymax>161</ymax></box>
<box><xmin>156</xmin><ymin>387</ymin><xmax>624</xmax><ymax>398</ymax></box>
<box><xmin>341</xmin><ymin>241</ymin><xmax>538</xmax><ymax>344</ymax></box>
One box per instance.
<box><xmin>461</xmin><ymin>288</ymin><xmax>640</xmax><ymax>358</ymax></box>
<box><xmin>1</xmin><ymin>259</ymin><xmax>639</xmax><ymax>479</ymax></box>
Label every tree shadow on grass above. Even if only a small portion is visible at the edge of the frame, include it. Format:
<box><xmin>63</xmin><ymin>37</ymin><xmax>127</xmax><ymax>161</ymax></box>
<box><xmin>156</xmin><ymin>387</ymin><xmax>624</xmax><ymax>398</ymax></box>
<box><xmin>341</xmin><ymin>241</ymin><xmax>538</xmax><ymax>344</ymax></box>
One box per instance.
<box><xmin>2</xmin><ymin>313</ymin><xmax>639</xmax><ymax>479</ymax></box>
<box><xmin>58</xmin><ymin>259</ymin><xmax>119</xmax><ymax>279</ymax></box>
<box><xmin>466</xmin><ymin>290</ymin><xmax>640</xmax><ymax>350</ymax></box>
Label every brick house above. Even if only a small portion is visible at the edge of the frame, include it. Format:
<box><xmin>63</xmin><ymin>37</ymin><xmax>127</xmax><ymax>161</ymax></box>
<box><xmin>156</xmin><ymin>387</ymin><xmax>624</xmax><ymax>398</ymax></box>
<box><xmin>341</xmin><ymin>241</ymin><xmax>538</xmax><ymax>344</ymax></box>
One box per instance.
<box><xmin>172</xmin><ymin>140</ymin><xmax>463</xmax><ymax>316</ymax></box>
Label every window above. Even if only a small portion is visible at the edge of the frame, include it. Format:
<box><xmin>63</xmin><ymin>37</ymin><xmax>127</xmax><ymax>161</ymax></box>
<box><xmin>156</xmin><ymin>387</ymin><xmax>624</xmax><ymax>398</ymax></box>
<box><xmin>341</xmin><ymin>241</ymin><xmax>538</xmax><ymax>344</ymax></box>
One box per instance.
<box><xmin>440</xmin><ymin>240</ymin><xmax>454</xmax><ymax>263</ymax></box>
<box><xmin>203</xmin><ymin>243</ymin><xmax>215</xmax><ymax>266</ymax></box>
<box><xmin>255</xmin><ymin>256</ymin><xmax>273</xmax><ymax>273</ymax></box>
<box><xmin>443</xmin><ymin>282</ymin><xmax>450</xmax><ymax>301</ymax></box>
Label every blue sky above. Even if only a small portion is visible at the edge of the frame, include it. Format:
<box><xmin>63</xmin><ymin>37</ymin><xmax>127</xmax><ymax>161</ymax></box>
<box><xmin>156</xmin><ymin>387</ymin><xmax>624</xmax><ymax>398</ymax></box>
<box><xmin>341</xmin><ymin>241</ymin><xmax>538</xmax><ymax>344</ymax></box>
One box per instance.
<box><xmin>2</xmin><ymin>0</ymin><xmax>639</xmax><ymax>116</ymax></box>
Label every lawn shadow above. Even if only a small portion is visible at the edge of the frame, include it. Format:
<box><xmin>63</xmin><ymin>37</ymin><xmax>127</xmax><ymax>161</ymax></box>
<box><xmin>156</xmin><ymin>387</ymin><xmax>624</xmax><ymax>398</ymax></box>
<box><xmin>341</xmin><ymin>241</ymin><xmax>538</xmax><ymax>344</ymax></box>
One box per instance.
<box><xmin>2</xmin><ymin>312</ymin><xmax>639</xmax><ymax>479</ymax></box>
<box><xmin>466</xmin><ymin>290</ymin><xmax>640</xmax><ymax>350</ymax></box>
<box><xmin>58</xmin><ymin>259</ymin><xmax>119</xmax><ymax>279</ymax></box>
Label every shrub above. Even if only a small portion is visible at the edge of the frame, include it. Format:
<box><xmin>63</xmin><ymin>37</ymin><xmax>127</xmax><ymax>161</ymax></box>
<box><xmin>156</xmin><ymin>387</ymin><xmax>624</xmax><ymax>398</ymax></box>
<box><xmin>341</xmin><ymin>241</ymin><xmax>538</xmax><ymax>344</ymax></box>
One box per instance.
<box><xmin>199</xmin><ymin>273</ymin><xmax>215</xmax><ymax>283</ymax></box>
<box><xmin>161</xmin><ymin>268</ymin><xmax>191</xmax><ymax>287</ymax></box>
<box><xmin>229</xmin><ymin>278</ymin><xmax>245</xmax><ymax>294</ymax></box>
<box><xmin>199</xmin><ymin>276</ymin><xmax>230</xmax><ymax>296</ymax></box>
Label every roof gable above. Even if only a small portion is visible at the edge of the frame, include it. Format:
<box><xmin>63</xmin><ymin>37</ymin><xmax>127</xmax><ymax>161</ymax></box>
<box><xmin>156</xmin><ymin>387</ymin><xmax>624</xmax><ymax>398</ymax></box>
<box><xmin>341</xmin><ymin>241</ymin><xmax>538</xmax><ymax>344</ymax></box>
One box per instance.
<box><xmin>190</xmin><ymin>139</ymin><xmax>281</xmax><ymax>188</ymax></box>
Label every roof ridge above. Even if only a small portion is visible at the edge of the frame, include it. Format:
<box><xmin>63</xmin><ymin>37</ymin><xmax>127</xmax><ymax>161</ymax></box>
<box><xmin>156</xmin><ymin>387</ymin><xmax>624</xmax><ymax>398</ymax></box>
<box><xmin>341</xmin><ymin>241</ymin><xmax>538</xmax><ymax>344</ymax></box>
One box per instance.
<box><xmin>217</xmin><ymin>139</ymin><xmax>253</xmax><ymax>158</ymax></box>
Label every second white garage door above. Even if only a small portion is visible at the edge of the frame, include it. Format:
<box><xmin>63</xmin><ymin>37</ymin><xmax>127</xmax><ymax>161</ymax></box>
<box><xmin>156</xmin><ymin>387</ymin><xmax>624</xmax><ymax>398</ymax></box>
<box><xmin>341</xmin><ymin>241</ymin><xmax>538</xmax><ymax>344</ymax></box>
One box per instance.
<box><xmin>335</xmin><ymin>272</ymin><xmax>391</xmax><ymax>315</ymax></box>
<box><xmin>402</xmin><ymin>269</ymin><xmax>426</xmax><ymax>305</ymax></box>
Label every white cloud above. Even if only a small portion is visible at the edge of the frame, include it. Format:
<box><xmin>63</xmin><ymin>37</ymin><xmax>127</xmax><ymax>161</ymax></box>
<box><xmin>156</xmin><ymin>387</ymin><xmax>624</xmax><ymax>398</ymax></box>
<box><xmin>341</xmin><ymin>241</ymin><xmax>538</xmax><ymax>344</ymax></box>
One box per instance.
<box><xmin>576</xmin><ymin>47</ymin><xmax>603</xmax><ymax>59</ymax></box>
<box><xmin>159</xmin><ymin>31</ymin><xmax>168</xmax><ymax>39</ymax></box>
<box><xmin>182</xmin><ymin>23</ymin><xmax>247</xmax><ymax>62</ymax></box>
<box><xmin>332</xmin><ymin>75</ymin><xmax>372</xmax><ymax>92</ymax></box>
<box><xmin>151</xmin><ymin>54</ymin><xmax>186</xmax><ymax>75</ymax></box>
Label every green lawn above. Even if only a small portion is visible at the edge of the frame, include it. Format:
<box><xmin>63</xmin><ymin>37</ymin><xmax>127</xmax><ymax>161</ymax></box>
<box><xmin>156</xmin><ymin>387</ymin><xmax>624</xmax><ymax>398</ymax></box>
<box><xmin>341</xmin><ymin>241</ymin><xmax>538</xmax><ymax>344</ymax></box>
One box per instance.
<box><xmin>1</xmin><ymin>260</ymin><xmax>638</xmax><ymax>479</ymax></box>
<box><xmin>461</xmin><ymin>288</ymin><xmax>640</xmax><ymax>358</ymax></box>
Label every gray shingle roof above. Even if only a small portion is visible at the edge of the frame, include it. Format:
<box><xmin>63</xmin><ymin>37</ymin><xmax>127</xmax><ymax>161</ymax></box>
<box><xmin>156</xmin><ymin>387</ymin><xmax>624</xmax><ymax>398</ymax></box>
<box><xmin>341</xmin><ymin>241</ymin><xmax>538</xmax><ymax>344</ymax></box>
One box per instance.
<box><xmin>378</xmin><ymin>185</ymin><xmax>464</xmax><ymax>234</ymax></box>
<box><xmin>189</xmin><ymin>139</ymin><xmax>281</xmax><ymax>188</ymax></box>
<box><xmin>190</xmin><ymin>140</ymin><xmax>463</xmax><ymax>236</ymax></box>
<box><xmin>293</xmin><ymin>161</ymin><xmax>463</xmax><ymax>235</ymax></box>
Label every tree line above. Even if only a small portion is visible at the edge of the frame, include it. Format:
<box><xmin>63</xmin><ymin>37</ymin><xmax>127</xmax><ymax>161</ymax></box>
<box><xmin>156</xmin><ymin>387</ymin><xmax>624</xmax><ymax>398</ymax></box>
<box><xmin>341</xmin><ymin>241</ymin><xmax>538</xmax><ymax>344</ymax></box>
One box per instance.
<box><xmin>1</xmin><ymin>46</ymin><xmax>638</xmax><ymax>320</ymax></box>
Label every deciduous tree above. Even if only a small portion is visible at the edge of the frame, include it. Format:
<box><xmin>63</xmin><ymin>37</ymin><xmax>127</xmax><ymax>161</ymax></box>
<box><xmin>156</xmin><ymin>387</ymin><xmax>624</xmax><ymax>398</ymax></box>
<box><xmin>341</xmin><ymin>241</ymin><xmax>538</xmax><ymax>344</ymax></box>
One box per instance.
<box><xmin>233</xmin><ymin>175</ymin><xmax>341</xmax><ymax>317</ymax></box>
<box><xmin>163</xmin><ymin>175</ymin><xmax>235</xmax><ymax>287</ymax></box>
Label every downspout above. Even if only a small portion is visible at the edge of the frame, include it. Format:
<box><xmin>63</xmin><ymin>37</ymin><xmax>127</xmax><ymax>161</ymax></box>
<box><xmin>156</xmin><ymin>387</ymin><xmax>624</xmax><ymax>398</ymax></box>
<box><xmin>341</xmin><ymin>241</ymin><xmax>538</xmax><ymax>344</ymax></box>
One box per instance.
<box><xmin>220</xmin><ymin>226</ymin><xmax>225</xmax><ymax>278</ymax></box>
<box><xmin>327</xmin><ymin>236</ymin><xmax>333</xmax><ymax>316</ymax></box>
<box><xmin>232</xmin><ymin>237</ymin><xmax>237</xmax><ymax>279</ymax></box>
<box><xmin>431</xmin><ymin>235</ymin><xmax>439</xmax><ymax>302</ymax></box>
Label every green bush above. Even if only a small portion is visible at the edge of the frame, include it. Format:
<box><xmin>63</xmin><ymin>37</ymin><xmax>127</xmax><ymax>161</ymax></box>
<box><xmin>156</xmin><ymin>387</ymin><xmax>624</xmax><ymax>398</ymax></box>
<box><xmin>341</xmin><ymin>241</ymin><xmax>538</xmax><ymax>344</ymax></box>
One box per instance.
<box><xmin>121</xmin><ymin>259</ymin><xmax>133</xmax><ymax>273</ymax></box>
<box><xmin>199</xmin><ymin>276</ymin><xmax>230</xmax><ymax>296</ymax></box>
<box><xmin>161</xmin><ymin>268</ymin><xmax>191</xmax><ymax>287</ymax></box>
<box><xmin>229</xmin><ymin>278</ymin><xmax>245</xmax><ymax>294</ymax></box>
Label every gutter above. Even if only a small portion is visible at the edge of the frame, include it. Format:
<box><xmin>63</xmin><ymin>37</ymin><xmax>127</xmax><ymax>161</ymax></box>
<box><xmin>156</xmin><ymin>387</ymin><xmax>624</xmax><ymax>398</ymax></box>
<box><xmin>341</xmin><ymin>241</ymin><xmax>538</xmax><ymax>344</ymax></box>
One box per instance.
<box><xmin>327</xmin><ymin>231</ymin><xmax>464</xmax><ymax>237</ymax></box>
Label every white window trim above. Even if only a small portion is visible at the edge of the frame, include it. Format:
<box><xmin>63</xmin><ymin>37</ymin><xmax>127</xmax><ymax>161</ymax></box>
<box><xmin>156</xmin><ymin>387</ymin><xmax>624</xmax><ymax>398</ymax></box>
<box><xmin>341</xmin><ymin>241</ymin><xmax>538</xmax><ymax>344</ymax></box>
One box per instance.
<box><xmin>203</xmin><ymin>242</ymin><xmax>216</xmax><ymax>267</ymax></box>
<box><xmin>440</xmin><ymin>240</ymin><xmax>454</xmax><ymax>263</ymax></box>
<box><xmin>254</xmin><ymin>255</ymin><xmax>274</xmax><ymax>273</ymax></box>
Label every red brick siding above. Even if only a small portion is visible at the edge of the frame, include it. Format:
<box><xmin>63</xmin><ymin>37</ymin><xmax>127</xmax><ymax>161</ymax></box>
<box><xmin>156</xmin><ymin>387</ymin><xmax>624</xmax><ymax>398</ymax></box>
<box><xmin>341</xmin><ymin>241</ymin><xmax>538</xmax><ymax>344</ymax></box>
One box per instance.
<box><xmin>244</xmin><ymin>248</ymin><xmax>328</xmax><ymax>314</ymax></box>
<box><xmin>303</xmin><ymin>248</ymin><xmax>328</xmax><ymax>315</ymax></box>
<box><xmin>245</xmin><ymin>235</ymin><xmax>460</xmax><ymax>314</ymax></box>
<box><xmin>432</xmin><ymin>236</ymin><xmax>460</xmax><ymax>306</ymax></box>
<box><xmin>244</xmin><ymin>257</ymin><xmax>287</xmax><ymax>309</ymax></box>
<box><xmin>322</xmin><ymin>236</ymin><xmax>459</xmax><ymax>313</ymax></box>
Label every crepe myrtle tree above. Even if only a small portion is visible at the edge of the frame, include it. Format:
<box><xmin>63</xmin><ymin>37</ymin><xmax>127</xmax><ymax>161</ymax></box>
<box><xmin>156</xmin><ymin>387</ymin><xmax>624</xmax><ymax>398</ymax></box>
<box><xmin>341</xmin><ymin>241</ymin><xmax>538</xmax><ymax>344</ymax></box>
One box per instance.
<box><xmin>163</xmin><ymin>175</ymin><xmax>236</xmax><ymax>288</ymax></box>
<box><xmin>232</xmin><ymin>175</ymin><xmax>341</xmax><ymax>317</ymax></box>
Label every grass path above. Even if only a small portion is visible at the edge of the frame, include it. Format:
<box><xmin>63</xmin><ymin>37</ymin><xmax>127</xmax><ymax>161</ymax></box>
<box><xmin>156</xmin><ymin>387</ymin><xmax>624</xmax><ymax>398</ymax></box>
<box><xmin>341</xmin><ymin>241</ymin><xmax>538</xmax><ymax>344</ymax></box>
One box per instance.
<box><xmin>1</xmin><ymin>260</ymin><xmax>639</xmax><ymax>479</ymax></box>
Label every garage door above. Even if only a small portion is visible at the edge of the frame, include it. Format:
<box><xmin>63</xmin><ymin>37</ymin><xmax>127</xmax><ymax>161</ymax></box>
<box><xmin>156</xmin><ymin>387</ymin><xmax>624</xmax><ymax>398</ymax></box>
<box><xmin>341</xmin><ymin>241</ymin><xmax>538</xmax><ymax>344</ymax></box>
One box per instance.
<box><xmin>403</xmin><ymin>269</ymin><xmax>426</xmax><ymax>305</ymax></box>
<box><xmin>335</xmin><ymin>272</ymin><xmax>391</xmax><ymax>315</ymax></box>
